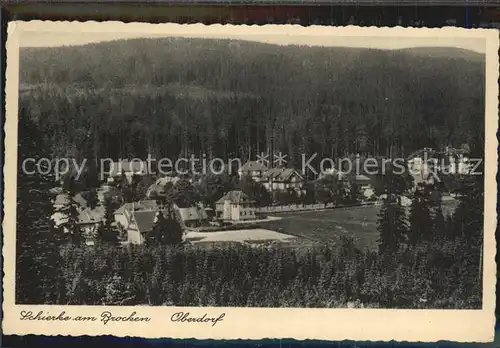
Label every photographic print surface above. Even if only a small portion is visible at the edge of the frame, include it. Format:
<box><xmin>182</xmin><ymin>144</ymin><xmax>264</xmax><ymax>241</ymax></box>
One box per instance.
<box><xmin>3</xmin><ymin>22</ymin><xmax>498</xmax><ymax>341</ymax></box>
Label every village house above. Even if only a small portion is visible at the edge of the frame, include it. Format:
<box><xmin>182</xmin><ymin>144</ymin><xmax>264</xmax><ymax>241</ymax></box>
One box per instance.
<box><xmin>239</xmin><ymin>160</ymin><xmax>305</xmax><ymax>193</ymax></box>
<box><xmin>175</xmin><ymin>204</ymin><xmax>209</xmax><ymax>229</ymax></box>
<box><xmin>353</xmin><ymin>174</ymin><xmax>372</xmax><ymax>189</ymax></box>
<box><xmin>262</xmin><ymin>167</ymin><xmax>305</xmax><ymax>193</ymax></box>
<box><xmin>440</xmin><ymin>146</ymin><xmax>472</xmax><ymax>175</ymax></box>
<box><xmin>114</xmin><ymin>200</ymin><xmax>166</xmax><ymax>245</ymax></box>
<box><xmin>145</xmin><ymin>175</ymin><xmax>180</xmax><ymax>199</ymax></box>
<box><xmin>53</xmin><ymin>193</ymin><xmax>87</xmax><ymax>211</ymax></box>
<box><xmin>113</xmin><ymin>199</ymin><xmax>161</xmax><ymax>233</ymax></box>
<box><xmin>115</xmin><ymin>199</ymin><xmax>206</xmax><ymax>244</ymax></box>
<box><xmin>407</xmin><ymin>148</ymin><xmax>437</xmax><ymax>174</ymax></box>
<box><xmin>318</xmin><ymin>167</ymin><xmax>347</xmax><ymax>181</ymax></box>
<box><xmin>77</xmin><ymin>206</ymin><xmax>106</xmax><ymax>239</ymax></box>
<box><xmin>51</xmin><ymin>204</ymin><xmax>106</xmax><ymax>244</ymax></box>
<box><xmin>351</xmin><ymin>174</ymin><xmax>375</xmax><ymax>199</ymax></box>
<box><xmin>238</xmin><ymin>161</ymin><xmax>268</xmax><ymax>182</ymax></box>
<box><xmin>126</xmin><ymin>209</ymin><xmax>159</xmax><ymax>245</ymax></box>
<box><xmin>107</xmin><ymin>159</ymin><xmax>149</xmax><ymax>184</ymax></box>
<box><xmin>215</xmin><ymin>190</ymin><xmax>256</xmax><ymax>221</ymax></box>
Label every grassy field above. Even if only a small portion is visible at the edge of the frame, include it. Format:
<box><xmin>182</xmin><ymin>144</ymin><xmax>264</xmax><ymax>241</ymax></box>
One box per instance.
<box><xmin>260</xmin><ymin>199</ymin><xmax>459</xmax><ymax>251</ymax></box>
<box><xmin>260</xmin><ymin>205</ymin><xmax>380</xmax><ymax>251</ymax></box>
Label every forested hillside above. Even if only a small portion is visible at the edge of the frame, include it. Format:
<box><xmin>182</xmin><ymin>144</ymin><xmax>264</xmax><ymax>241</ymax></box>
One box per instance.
<box><xmin>19</xmin><ymin>38</ymin><xmax>485</xmax><ymax>164</ymax></box>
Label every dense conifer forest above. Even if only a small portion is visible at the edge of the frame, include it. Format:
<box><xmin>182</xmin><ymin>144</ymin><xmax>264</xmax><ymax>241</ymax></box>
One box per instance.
<box><xmin>19</xmin><ymin>38</ymin><xmax>485</xmax><ymax>165</ymax></box>
<box><xmin>16</xmin><ymin>38</ymin><xmax>485</xmax><ymax>307</ymax></box>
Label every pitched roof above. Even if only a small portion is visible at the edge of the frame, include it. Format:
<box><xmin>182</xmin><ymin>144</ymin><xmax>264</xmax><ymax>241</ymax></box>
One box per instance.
<box><xmin>239</xmin><ymin>161</ymin><xmax>268</xmax><ymax>172</ymax></box>
<box><xmin>155</xmin><ymin>176</ymin><xmax>180</xmax><ymax>186</ymax></box>
<box><xmin>318</xmin><ymin>167</ymin><xmax>346</xmax><ymax>179</ymax></box>
<box><xmin>114</xmin><ymin>200</ymin><xmax>159</xmax><ymax>215</ymax></box>
<box><xmin>263</xmin><ymin>167</ymin><xmax>303</xmax><ymax>182</ymax></box>
<box><xmin>178</xmin><ymin>206</ymin><xmax>208</xmax><ymax>222</ymax></box>
<box><xmin>54</xmin><ymin>193</ymin><xmax>87</xmax><ymax>208</ymax></box>
<box><xmin>78</xmin><ymin>206</ymin><xmax>105</xmax><ymax>224</ymax></box>
<box><xmin>146</xmin><ymin>184</ymin><xmax>167</xmax><ymax>198</ymax></box>
<box><xmin>407</xmin><ymin>148</ymin><xmax>437</xmax><ymax>161</ymax></box>
<box><xmin>354</xmin><ymin>174</ymin><xmax>372</xmax><ymax>183</ymax></box>
<box><xmin>215</xmin><ymin>190</ymin><xmax>254</xmax><ymax>204</ymax></box>
<box><xmin>132</xmin><ymin>210</ymin><xmax>158</xmax><ymax>234</ymax></box>
<box><xmin>108</xmin><ymin>160</ymin><xmax>148</xmax><ymax>176</ymax></box>
<box><xmin>51</xmin><ymin>206</ymin><xmax>105</xmax><ymax>227</ymax></box>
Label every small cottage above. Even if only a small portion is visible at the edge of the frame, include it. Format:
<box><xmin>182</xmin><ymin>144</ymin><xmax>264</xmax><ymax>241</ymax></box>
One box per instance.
<box><xmin>176</xmin><ymin>205</ymin><xmax>209</xmax><ymax>228</ymax></box>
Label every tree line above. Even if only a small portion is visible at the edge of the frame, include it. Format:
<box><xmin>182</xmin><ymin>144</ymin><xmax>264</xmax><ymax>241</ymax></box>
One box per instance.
<box><xmin>19</xmin><ymin>38</ymin><xmax>485</xmax><ymax>172</ymax></box>
<box><xmin>16</xmin><ymin>110</ymin><xmax>483</xmax><ymax>308</ymax></box>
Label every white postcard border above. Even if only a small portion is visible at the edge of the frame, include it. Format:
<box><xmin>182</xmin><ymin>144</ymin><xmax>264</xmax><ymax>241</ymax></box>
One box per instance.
<box><xmin>3</xmin><ymin>21</ymin><xmax>498</xmax><ymax>342</ymax></box>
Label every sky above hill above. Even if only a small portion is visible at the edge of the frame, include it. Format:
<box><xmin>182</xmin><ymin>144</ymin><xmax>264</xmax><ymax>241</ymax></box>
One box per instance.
<box><xmin>19</xmin><ymin>27</ymin><xmax>486</xmax><ymax>54</ymax></box>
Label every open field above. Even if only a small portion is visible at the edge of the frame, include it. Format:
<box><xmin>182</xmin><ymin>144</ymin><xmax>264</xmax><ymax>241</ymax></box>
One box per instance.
<box><xmin>260</xmin><ymin>198</ymin><xmax>460</xmax><ymax>251</ymax></box>
<box><xmin>261</xmin><ymin>205</ymin><xmax>380</xmax><ymax>251</ymax></box>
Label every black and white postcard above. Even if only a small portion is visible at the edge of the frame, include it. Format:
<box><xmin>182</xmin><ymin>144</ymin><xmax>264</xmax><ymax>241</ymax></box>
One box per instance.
<box><xmin>2</xmin><ymin>21</ymin><xmax>498</xmax><ymax>342</ymax></box>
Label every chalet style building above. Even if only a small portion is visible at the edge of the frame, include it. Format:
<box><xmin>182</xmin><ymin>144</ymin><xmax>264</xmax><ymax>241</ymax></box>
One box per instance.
<box><xmin>215</xmin><ymin>190</ymin><xmax>256</xmax><ymax>221</ymax></box>
<box><xmin>239</xmin><ymin>161</ymin><xmax>305</xmax><ymax>193</ymax></box>
<box><xmin>262</xmin><ymin>167</ymin><xmax>304</xmax><ymax>192</ymax></box>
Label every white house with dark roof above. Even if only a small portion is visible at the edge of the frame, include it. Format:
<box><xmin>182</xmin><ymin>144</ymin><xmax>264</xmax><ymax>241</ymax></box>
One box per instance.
<box><xmin>238</xmin><ymin>161</ymin><xmax>268</xmax><ymax>182</ymax></box>
<box><xmin>262</xmin><ymin>167</ymin><xmax>304</xmax><ymax>192</ymax></box>
<box><xmin>114</xmin><ymin>199</ymin><xmax>161</xmax><ymax>232</ymax></box>
<box><xmin>126</xmin><ymin>210</ymin><xmax>159</xmax><ymax>245</ymax></box>
<box><xmin>215</xmin><ymin>190</ymin><xmax>256</xmax><ymax>221</ymax></box>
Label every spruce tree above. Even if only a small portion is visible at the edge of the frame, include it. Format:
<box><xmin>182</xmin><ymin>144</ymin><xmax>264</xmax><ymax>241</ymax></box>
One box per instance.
<box><xmin>146</xmin><ymin>207</ymin><xmax>183</xmax><ymax>246</ymax></box>
<box><xmin>146</xmin><ymin>212</ymin><xmax>169</xmax><ymax>246</ymax></box>
<box><xmin>377</xmin><ymin>197</ymin><xmax>408</xmax><ymax>254</ymax></box>
<box><xmin>408</xmin><ymin>189</ymin><xmax>432</xmax><ymax>245</ymax></box>
<box><xmin>96</xmin><ymin>197</ymin><xmax>119</xmax><ymax>245</ymax></box>
<box><xmin>84</xmin><ymin>188</ymin><xmax>99</xmax><ymax>209</ymax></box>
<box><xmin>59</xmin><ymin>177</ymin><xmax>83</xmax><ymax>245</ymax></box>
<box><xmin>164</xmin><ymin>207</ymin><xmax>184</xmax><ymax>245</ymax></box>
<box><xmin>452</xmin><ymin>175</ymin><xmax>483</xmax><ymax>246</ymax></box>
<box><xmin>16</xmin><ymin>110</ymin><xmax>64</xmax><ymax>304</ymax></box>
<box><xmin>430</xmin><ymin>199</ymin><xmax>446</xmax><ymax>241</ymax></box>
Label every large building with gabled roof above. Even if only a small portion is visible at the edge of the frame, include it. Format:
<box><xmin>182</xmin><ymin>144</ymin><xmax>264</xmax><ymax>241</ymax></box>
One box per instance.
<box><xmin>262</xmin><ymin>167</ymin><xmax>304</xmax><ymax>192</ymax></box>
<box><xmin>238</xmin><ymin>161</ymin><xmax>268</xmax><ymax>182</ymax></box>
<box><xmin>215</xmin><ymin>190</ymin><xmax>256</xmax><ymax>221</ymax></box>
